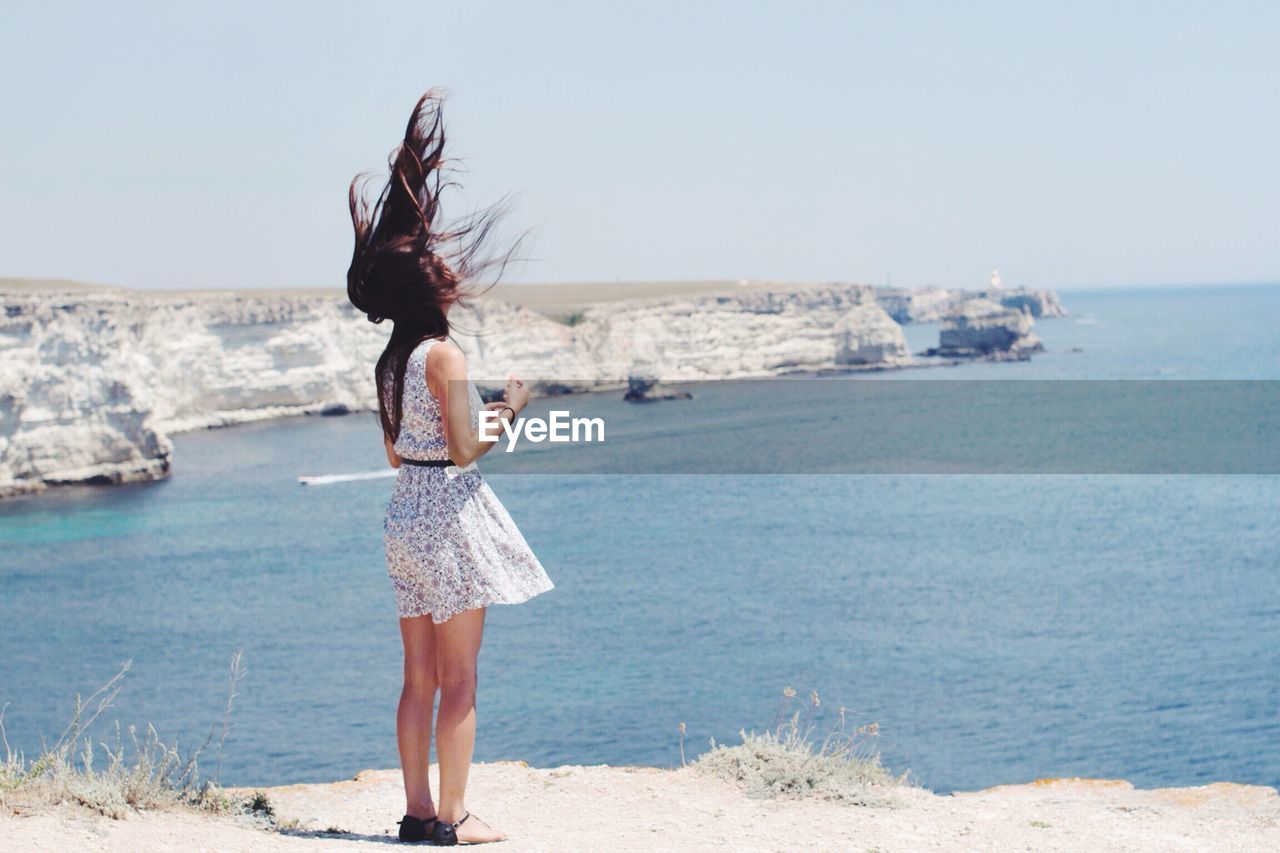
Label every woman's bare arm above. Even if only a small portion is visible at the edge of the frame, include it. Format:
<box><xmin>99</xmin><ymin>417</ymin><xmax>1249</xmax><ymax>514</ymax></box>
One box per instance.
<box><xmin>384</xmin><ymin>433</ymin><xmax>401</xmax><ymax>468</ymax></box>
<box><xmin>427</xmin><ymin>342</ymin><xmax>527</xmax><ymax>467</ymax></box>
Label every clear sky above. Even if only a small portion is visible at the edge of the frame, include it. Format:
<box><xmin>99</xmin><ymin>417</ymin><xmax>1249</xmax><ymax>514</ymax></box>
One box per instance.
<box><xmin>1</xmin><ymin>1</ymin><xmax>1276</xmax><ymax>290</ymax></box>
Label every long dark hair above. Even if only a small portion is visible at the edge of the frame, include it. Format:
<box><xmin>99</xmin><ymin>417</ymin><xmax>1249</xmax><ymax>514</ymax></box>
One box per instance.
<box><xmin>347</xmin><ymin>90</ymin><xmax>511</xmax><ymax>441</ymax></box>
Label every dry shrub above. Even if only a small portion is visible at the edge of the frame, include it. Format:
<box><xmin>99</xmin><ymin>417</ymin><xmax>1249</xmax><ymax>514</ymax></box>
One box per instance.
<box><xmin>0</xmin><ymin>653</ymin><xmax>247</xmax><ymax>818</ymax></box>
<box><xmin>692</xmin><ymin>687</ymin><xmax>911</xmax><ymax>807</ymax></box>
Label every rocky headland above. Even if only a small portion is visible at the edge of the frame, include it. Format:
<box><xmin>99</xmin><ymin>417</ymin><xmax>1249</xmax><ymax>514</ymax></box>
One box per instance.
<box><xmin>926</xmin><ymin>296</ymin><xmax>1046</xmax><ymax>360</ymax></box>
<box><xmin>0</xmin><ymin>279</ymin><xmax>1064</xmax><ymax>496</ymax></box>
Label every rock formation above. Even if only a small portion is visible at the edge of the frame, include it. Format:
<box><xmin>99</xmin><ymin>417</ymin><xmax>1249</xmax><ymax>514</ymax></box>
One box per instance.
<box><xmin>927</xmin><ymin>298</ymin><xmax>1044</xmax><ymax>360</ymax></box>
<box><xmin>0</xmin><ymin>280</ymin><xmax>1063</xmax><ymax>495</ymax></box>
<box><xmin>874</xmin><ymin>286</ymin><xmax>1065</xmax><ymax>323</ymax></box>
<box><xmin>835</xmin><ymin>302</ymin><xmax>911</xmax><ymax>365</ymax></box>
<box><xmin>623</xmin><ymin>376</ymin><xmax>694</xmax><ymax>403</ymax></box>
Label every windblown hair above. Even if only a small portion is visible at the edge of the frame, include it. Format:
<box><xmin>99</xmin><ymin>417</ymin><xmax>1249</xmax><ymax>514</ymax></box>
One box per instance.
<box><xmin>347</xmin><ymin>90</ymin><xmax>512</xmax><ymax>441</ymax></box>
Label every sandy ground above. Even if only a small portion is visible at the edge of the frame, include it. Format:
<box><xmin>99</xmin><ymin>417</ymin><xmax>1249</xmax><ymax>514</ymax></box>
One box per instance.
<box><xmin>3</xmin><ymin>763</ymin><xmax>1277</xmax><ymax>852</ymax></box>
<box><xmin>0</xmin><ymin>276</ymin><xmax>824</xmax><ymax>316</ymax></box>
<box><xmin>480</xmin><ymin>279</ymin><xmax>799</xmax><ymax>318</ymax></box>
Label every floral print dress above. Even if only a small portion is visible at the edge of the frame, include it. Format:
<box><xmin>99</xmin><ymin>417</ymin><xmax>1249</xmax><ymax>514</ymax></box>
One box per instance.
<box><xmin>382</xmin><ymin>338</ymin><xmax>554</xmax><ymax>622</ymax></box>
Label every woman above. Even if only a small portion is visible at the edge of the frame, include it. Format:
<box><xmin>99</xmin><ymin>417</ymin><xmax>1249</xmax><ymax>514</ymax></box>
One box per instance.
<box><xmin>346</xmin><ymin>91</ymin><xmax>555</xmax><ymax>846</ymax></box>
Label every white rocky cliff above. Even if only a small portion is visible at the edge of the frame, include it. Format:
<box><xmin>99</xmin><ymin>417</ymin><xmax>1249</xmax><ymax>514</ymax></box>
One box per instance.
<box><xmin>928</xmin><ymin>298</ymin><xmax>1045</xmax><ymax>360</ymax></box>
<box><xmin>0</xmin><ymin>280</ymin><xmax>1062</xmax><ymax>496</ymax></box>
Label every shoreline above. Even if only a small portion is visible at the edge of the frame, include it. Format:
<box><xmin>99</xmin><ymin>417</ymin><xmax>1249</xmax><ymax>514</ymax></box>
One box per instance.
<box><xmin>4</xmin><ymin>763</ymin><xmax>1277</xmax><ymax>851</ymax></box>
<box><xmin>1</xmin><ymin>276</ymin><xmax>1061</xmax><ymax>498</ymax></box>
<box><xmin>0</xmin><ymin>349</ymin><xmax>1023</xmax><ymax>500</ymax></box>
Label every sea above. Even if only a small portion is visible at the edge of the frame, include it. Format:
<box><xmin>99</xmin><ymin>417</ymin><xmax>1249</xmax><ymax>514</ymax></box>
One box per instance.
<box><xmin>1</xmin><ymin>283</ymin><xmax>1277</xmax><ymax>794</ymax></box>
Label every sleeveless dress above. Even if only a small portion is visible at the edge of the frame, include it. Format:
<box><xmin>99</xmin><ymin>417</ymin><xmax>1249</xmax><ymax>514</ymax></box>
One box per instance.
<box><xmin>382</xmin><ymin>338</ymin><xmax>554</xmax><ymax>623</ymax></box>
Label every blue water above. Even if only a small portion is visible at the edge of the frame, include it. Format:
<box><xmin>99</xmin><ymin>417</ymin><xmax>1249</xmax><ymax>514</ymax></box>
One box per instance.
<box><xmin>2</xmin><ymin>284</ymin><xmax>1277</xmax><ymax>793</ymax></box>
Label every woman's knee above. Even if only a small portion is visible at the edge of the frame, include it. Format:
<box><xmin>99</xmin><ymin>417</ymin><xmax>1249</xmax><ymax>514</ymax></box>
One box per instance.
<box><xmin>402</xmin><ymin>666</ymin><xmax>438</xmax><ymax>694</ymax></box>
<box><xmin>436</xmin><ymin>663</ymin><xmax>477</xmax><ymax>699</ymax></box>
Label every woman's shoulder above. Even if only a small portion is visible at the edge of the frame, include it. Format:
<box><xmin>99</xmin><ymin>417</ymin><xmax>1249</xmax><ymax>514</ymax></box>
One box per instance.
<box><xmin>423</xmin><ymin>337</ymin><xmax>466</xmax><ymax>368</ymax></box>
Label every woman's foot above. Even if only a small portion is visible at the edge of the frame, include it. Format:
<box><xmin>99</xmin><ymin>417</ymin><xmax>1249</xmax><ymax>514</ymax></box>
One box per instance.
<box><xmin>397</xmin><ymin>812</ymin><xmax>436</xmax><ymax>843</ymax></box>
<box><xmin>431</xmin><ymin>811</ymin><xmax>506</xmax><ymax>845</ymax></box>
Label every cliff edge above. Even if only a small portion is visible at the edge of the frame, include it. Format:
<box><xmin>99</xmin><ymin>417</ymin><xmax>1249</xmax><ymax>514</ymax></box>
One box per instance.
<box><xmin>1</xmin><ymin>764</ymin><xmax>1274</xmax><ymax>852</ymax></box>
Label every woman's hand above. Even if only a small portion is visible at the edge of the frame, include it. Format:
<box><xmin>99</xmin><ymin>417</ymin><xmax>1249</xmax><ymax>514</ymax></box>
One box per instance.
<box><xmin>483</xmin><ymin>400</ymin><xmax>514</xmax><ymax>419</ymax></box>
<box><xmin>504</xmin><ymin>376</ymin><xmax>529</xmax><ymax>413</ymax></box>
<box><xmin>482</xmin><ymin>400</ymin><xmax>516</xmax><ymax>436</ymax></box>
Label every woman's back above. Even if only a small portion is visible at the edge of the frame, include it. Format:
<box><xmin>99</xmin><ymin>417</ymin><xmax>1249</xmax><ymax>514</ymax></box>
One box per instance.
<box><xmin>386</xmin><ymin>338</ymin><xmax>482</xmax><ymax>463</ymax></box>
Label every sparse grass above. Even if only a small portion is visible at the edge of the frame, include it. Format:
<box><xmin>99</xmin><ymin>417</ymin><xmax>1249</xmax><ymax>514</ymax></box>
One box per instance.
<box><xmin>244</xmin><ymin>789</ymin><xmax>274</xmax><ymax>818</ymax></box>
<box><xmin>691</xmin><ymin>687</ymin><xmax>911</xmax><ymax>807</ymax></box>
<box><xmin>0</xmin><ymin>652</ymin><xmax>255</xmax><ymax>819</ymax></box>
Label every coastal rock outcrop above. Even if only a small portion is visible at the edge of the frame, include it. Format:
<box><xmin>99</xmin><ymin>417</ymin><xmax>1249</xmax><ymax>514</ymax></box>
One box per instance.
<box><xmin>874</xmin><ymin>286</ymin><xmax>1066</xmax><ymax>323</ymax></box>
<box><xmin>835</xmin><ymin>302</ymin><xmax>911</xmax><ymax>365</ymax></box>
<box><xmin>0</xmin><ymin>294</ymin><xmax>174</xmax><ymax>495</ymax></box>
<box><xmin>568</xmin><ymin>286</ymin><xmax>909</xmax><ymax>380</ymax></box>
<box><xmin>928</xmin><ymin>298</ymin><xmax>1044</xmax><ymax>360</ymax></box>
<box><xmin>993</xmin><ymin>288</ymin><xmax>1065</xmax><ymax>318</ymax></box>
<box><xmin>0</xmin><ymin>280</ymin><xmax>1063</xmax><ymax>495</ymax></box>
<box><xmin>873</xmin><ymin>286</ymin><xmax>959</xmax><ymax>323</ymax></box>
<box><xmin>623</xmin><ymin>376</ymin><xmax>694</xmax><ymax>402</ymax></box>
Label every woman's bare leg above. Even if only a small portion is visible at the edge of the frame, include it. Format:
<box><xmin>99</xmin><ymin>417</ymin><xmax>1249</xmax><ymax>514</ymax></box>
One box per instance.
<box><xmin>397</xmin><ymin>615</ymin><xmax>438</xmax><ymax>820</ymax></box>
<box><xmin>434</xmin><ymin>607</ymin><xmax>505</xmax><ymax>842</ymax></box>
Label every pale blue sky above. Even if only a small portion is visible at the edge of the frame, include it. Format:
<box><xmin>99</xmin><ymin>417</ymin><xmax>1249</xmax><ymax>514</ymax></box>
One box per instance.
<box><xmin>1</xmin><ymin>1</ymin><xmax>1276</xmax><ymax>290</ymax></box>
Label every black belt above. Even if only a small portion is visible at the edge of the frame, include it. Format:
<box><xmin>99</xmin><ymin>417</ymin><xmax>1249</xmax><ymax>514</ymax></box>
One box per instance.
<box><xmin>400</xmin><ymin>458</ymin><xmax>453</xmax><ymax>468</ymax></box>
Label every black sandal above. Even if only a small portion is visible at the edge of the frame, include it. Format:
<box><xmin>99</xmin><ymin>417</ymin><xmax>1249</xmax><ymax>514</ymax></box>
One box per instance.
<box><xmin>397</xmin><ymin>813</ymin><xmax>436</xmax><ymax>843</ymax></box>
<box><xmin>431</xmin><ymin>811</ymin><xmax>492</xmax><ymax>846</ymax></box>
